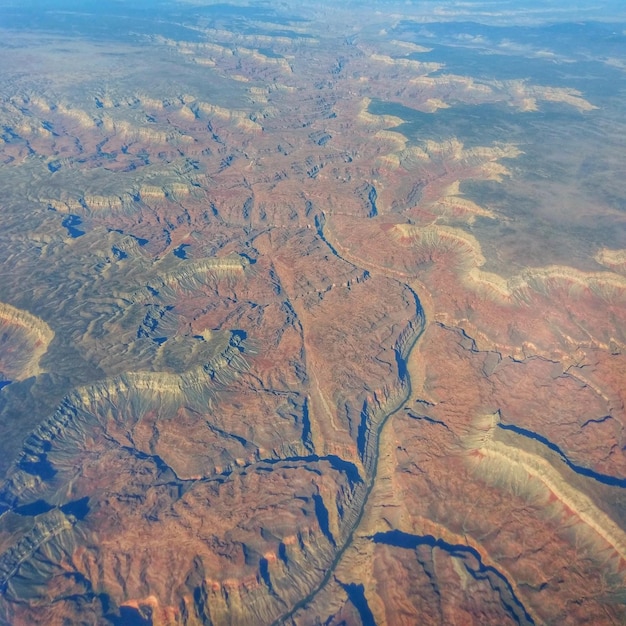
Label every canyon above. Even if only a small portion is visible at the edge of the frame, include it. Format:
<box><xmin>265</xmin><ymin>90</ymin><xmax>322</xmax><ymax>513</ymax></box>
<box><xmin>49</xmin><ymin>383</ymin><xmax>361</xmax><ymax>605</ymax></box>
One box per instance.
<box><xmin>0</xmin><ymin>1</ymin><xmax>625</xmax><ymax>624</ymax></box>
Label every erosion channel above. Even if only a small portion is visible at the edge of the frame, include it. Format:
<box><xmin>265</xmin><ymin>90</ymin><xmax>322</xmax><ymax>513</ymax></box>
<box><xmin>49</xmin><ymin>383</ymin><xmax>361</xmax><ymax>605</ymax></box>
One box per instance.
<box><xmin>272</xmin><ymin>224</ymin><xmax>427</xmax><ymax>625</ymax></box>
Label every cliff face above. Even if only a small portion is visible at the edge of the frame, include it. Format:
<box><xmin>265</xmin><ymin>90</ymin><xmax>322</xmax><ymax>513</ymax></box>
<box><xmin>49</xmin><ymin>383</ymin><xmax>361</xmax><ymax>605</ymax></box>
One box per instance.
<box><xmin>1</xmin><ymin>4</ymin><xmax>625</xmax><ymax>626</ymax></box>
<box><xmin>0</xmin><ymin>303</ymin><xmax>54</xmax><ymax>381</ymax></box>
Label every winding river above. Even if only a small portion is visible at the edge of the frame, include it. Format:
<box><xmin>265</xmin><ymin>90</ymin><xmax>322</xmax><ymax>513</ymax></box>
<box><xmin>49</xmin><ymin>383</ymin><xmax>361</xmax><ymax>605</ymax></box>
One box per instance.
<box><xmin>272</xmin><ymin>222</ymin><xmax>427</xmax><ymax>625</ymax></box>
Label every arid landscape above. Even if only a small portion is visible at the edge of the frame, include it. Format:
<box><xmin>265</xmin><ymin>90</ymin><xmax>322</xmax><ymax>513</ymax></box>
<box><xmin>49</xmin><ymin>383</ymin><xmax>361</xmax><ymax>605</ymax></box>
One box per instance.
<box><xmin>0</xmin><ymin>1</ymin><xmax>626</xmax><ymax>624</ymax></box>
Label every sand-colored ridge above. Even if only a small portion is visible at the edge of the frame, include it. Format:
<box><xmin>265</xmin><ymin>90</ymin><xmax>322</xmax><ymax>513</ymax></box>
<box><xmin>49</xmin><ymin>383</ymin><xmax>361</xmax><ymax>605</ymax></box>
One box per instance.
<box><xmin>82</xmin><ymin>194</ymin><xmax>126</xmax><ymax>211</ymax></box>
<box><xmin>421</xmin><ymin>138</ymin><xmax>521</xmax><ymax>165</ymax></box>
<box><xmin>356</xmin><ymin>97</ymin><xmax>405</xmax><ymax>130</ymax></box>
<box><xmin>0</xmin><ymin>509</ymin><xmax>77</xmax><ymax>589</ymax></box>
<box><xmin>38</xmin><ymin>162</ymin><xmax>202</xmax><ymax>216</ymax></box>
<box><xmin>0</xmin><ymin>332</ymin><xmax>249</xmax><ymax>507</ymax></box>
<box><xmin>408</xmin><ymin>73</ymin><xmax>493</xmax><ymax>97</ymax></box>
<box><xmin>192</xmin><ymin>101</ymin><xmax>262</xmax><ymax>132</ymax></box>
<box><xmin>389</xmin><ymin>223</ymin><xmax>511</xmax><ymax>297</ymax></box>
<box><xmin>46</xmin><ymin>192</ymin><xmax>130</xmax><ymax>214</ymax></box>
<box><xmin>160</xmin><ymin>253</ymin><xmax>249</xmax><ymax>288</ymax></box>
<box><xmin>55</xmin><ymin>104</ymin><xmax>96</xmax><ymax>128</ymax></box>
<box><xmin>368</xmin><ymin>121</ymin><xmax>521</xmax><ymax>185</ymax></box>
<box><xmin>164</xmin><ymin>37</ymin><xmax>294</xmax><ymax>74</ymax></box>
<box><xmin>430</xmin><ymin>181</ymin><xmax>496</xmax><ymax>221</ymax></box>
<box><xmin>136</xmin><ymin>94</ymin><xmax>166</xmax><ymax>110</ymax></box>
<box><xmin>184</xmin><ymin>24</ymin><xmax>318</xmax><ymax>48</ymax></box>
<box><xmin>595</xmin><ymin>248</ymin><xmax>626</xmax><ymax>274</ymax></box>
<box><xmin>0</xmin><ymin>303</ymin><xmax>54</xmax><ymax>350</ymax></box>
<box><xmin>378</xmin><ymin>137</ymin><xmax>521</xmax><ymax>181</ymax></box>
<box><xmin>392</xmin><ymin>223</ymin><xmax>482</xmax><ymax>263</ymax></box>
<box><xmin>238</xmin><ymin>47</ymin><xmax>293</xmax><ymax>71</ymax></box>
<box><xmin>138</xmin><ymin>182</ymin><xmax>192</xmax><ymax>204</ymax></box>
<box><xmin>389</xmin><ymin>223</ymin><xmax>626</xmax><ymax>306</ymax></box>
<box><xmin>369</xmin><ymin>53</ymin><xmax>443</xmax><ymax>75</ymax></box>
<box><xmin>0</xmin><ymin>302</ymin><xmax>54</xmax><ymax>379</ymax></box>
<box><xmin>192</xmin><ymin>56</ymin><xmax>216</xmax><ymax>67</ymax></box>
<box><xmin>505</xmin><ymin>80</ymin><xmax>598</xmax><ymax>112</ymax></box>
<box><xmin>373</xmin><ymin>130</ymin><xmax>409</xmax><ymax>159</ymax></box>
<box><xmin>139</xmin><ymin>185</ymin><xmax>167</xmax><ymax>201</ymax></box>
<box><xmin>421</xmin><ymin>97</ymin><xmax>452</xmax><ymax>112</ymax></box>
<box><xmin>466</xmin><ymin>413</ymin><xmax>626</xmax><ymax>568</ymax></box>
<box><xmin>400</xmin><ymin>73</ymin><xmax>597</xmax><ymax>112</ymax></box>
<box><xmin>100</xmin><ymin>116</ymin><xmax>171</xmax><ymax>144</ymax></box>
<box><xmin>513</xmin><ymin>265</ymin><xmax>626</xmax><ymax>304</ymax></box>
<box><xmin>389</xmin><ymin>40</ymin><xmax>433</xmax><ymax>54</ymax></box>
<box><xmin>26</xmin><ymin>94</ymin><xmax>193</xmax><ymax>145</ymax></box>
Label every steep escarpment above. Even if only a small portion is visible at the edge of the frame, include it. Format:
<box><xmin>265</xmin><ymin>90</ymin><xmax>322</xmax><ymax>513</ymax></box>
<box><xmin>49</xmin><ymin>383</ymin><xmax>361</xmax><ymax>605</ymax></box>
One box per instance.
<box><xmin>0</xmin><ymin>303</ymin><xmax>54</xmax><ymax>381</ymax></box>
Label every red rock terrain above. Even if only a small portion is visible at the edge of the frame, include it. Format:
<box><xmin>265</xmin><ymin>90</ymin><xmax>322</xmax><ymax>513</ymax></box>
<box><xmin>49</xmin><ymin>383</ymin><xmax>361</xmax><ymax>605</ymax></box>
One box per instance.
<box><xmin>0</xmin><ymin>4</ymin><xmax>625</xmax><ymax>625</ymax></box>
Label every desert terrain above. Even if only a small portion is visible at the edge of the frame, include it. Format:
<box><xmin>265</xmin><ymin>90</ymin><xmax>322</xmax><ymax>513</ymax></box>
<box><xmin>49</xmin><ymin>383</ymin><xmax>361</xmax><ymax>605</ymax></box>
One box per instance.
<box><xmin>0</xmin><ymin>2</ymin><xmax>625</xmax><ymax>624</ymax></box>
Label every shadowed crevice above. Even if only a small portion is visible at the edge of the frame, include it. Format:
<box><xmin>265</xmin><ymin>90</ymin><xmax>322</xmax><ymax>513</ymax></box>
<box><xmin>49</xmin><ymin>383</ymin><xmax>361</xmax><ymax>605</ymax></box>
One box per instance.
<box><xmin>371</xmin><ymin>530</ymin><xmax>534</xmax><ymax>626</ymax></box>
